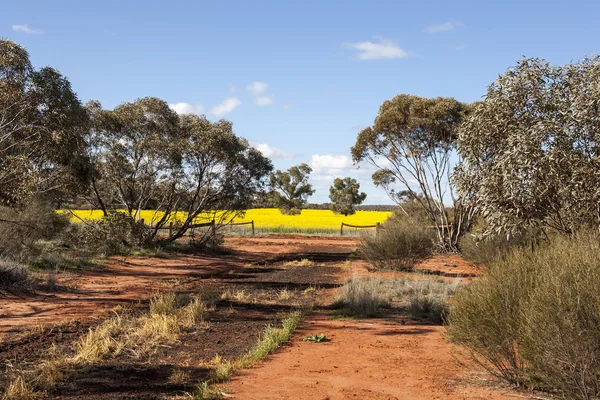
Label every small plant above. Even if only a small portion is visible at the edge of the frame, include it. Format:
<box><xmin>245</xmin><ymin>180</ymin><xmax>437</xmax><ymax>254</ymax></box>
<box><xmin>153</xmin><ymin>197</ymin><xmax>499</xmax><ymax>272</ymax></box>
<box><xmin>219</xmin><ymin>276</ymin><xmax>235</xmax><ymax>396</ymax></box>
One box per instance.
<box><xmin>301</xmin><ymin>333</ymin><xmax>330</xmax><ymax>343</ymax></box>
<box><xmin>0</xmin><ymin>259</ymin><xmax>31</xmax><ymax>290</ymax></box>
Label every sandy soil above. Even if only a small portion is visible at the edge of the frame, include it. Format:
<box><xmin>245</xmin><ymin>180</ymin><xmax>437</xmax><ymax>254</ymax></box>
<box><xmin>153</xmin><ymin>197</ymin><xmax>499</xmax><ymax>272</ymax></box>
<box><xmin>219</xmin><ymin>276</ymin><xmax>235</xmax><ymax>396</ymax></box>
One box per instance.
<box><xmin>229</xmin><ymin>314</ymin><xmax>513</xmax><ymax>400</ymax></box>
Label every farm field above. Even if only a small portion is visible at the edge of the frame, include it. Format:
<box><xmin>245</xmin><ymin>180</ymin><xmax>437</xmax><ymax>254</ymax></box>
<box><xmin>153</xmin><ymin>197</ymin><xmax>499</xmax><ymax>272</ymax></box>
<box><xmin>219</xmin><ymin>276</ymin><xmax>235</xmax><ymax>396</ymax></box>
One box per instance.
<box><xmin>0</xmin><ymin>234</ymin><xmax>523</xmax><ymax>399</ymax></box>
<box><xmin>67</xmin><ymin>208</ymin><xmax>393</xmax><ymax>233</ymax></box>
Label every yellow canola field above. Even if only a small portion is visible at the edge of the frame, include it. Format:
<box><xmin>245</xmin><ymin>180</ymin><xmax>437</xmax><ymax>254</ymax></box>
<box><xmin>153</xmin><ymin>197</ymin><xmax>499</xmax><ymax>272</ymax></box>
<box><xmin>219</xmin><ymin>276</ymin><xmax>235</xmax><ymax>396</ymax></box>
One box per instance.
<box><xmin>68</xmin><ymin>208</ymin><xmax>392</xmax><ymax>230</ymax></box>
<box><xmin>236</xmin><ymin>208</ymin><xmax>392</xmax><ymax>229</ymax></box>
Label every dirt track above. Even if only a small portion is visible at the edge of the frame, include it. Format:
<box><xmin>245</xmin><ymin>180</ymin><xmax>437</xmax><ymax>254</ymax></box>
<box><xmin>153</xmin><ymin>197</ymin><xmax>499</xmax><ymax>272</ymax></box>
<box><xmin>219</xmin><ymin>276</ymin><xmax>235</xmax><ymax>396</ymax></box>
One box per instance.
<box><xmin>0</xmin><ymin>235</ymin><xmax>523</xmax><ymax>399</ymax></box>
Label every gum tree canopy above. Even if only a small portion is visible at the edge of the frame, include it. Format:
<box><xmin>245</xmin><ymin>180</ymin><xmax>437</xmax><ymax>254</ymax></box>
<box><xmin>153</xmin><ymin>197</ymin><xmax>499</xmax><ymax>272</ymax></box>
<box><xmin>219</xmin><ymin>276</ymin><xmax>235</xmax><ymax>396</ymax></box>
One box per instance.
<box><xmin>352</xmin><ymin>94</ymin><xmax>473</xmax><ymax>252</ymax></box>
<box><xmin>0</xmin><ymin>39</ymin><xmax>89</xmax><ymax>206</ymax></box>
<box><xmin>329</xmin><ymin>177</ymin><xmax>366</xmax><ymax>216</ymax></box>
<box><xmin>269</xmin><ymin>163</ymin><xmax>315</xmax><ymax>215</ymax></box>
<box><xmin>86</xmin><ymin>97</ymin><xmax>273</xmax><ymax>243</ymax></box>
<box><xmin>455</xmin><ymin>57</ymin><xmax>600</xmax><ymax>235</ymax></box>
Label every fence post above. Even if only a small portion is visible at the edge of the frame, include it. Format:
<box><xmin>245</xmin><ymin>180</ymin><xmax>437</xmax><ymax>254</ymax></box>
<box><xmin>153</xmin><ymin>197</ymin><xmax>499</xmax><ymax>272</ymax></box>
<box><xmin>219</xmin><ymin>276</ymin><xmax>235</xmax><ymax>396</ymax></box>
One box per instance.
<box><xmin>169</xmin><ymin>222</ymin><xmax>173</xmax><ymax>237</ymax></box>
<box><xmin>376</xmin><ymin>222</ymin><xmax>381</xmax><ymax>237</ymax></box>
<box><xmin>140</xmin><ymin>218</ymin><xmax>145</xmax><ymax>227</ymax></box>
<box><xmin>251</xmin><ymin>220</ymin><xmax>255</xmax><ymax>236</ymax></box>
<box><xmin>340</xmin><ymin>222</ymin><xmax>344</xmax><ymax>236</ymax></box>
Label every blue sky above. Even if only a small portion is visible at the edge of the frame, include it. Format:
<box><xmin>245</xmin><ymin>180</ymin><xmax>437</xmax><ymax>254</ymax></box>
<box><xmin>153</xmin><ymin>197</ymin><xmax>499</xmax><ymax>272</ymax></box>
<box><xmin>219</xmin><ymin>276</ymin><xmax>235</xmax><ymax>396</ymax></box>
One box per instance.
<box><xmin>3</xmin><ymin>1</ymin><xmax>600</xmax><ymax>204</ymax></box>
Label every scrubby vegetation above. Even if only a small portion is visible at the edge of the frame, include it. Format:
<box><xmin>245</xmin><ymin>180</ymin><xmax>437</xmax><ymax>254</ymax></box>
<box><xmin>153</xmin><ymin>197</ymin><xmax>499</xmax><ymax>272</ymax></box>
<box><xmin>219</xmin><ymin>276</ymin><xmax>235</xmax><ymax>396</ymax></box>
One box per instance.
<box><xmin>359</xmin><ymin>217</ymin><xmax>435</xmax><ymax>271</ymax></box>
<box><xmin>333</xmin><ymin>276</ymin><xmax>460</xmax><ymax>321</ymax></box>
<box><xmin>458</xmin><ymin>227</ymin><xmax>541</xmax><ymax>266</ymax></box>
<box><xmin>449</xmin><ymin>232</ymin><xmax>600</xmax><ymax>399</ymax></box>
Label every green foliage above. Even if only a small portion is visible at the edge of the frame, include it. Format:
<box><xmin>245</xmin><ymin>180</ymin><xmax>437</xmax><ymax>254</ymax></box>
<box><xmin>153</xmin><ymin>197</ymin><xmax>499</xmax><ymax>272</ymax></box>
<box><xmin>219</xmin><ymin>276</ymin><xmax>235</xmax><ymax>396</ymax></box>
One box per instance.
<box><xmin>329</xmin><ymin>177</ymin><xmax>367</xmax><ymax>216</ymax></box>
<box><xmin>269</xmin><ymin>163</ymin><xmax>315</xmax><ymax>215</ymax></box>
<box><xmin>301</xmin><ymin>333</ymin><xmax>330</xmax><ymax>343</ymax></box>
<box><xmin>358</xmin><ymin>217</ymin><xmax>435</xmax><ymax>271</ymax></box>
<box><xmin>351</xmin><ymin>94</ymin><xmax>473</xmax><ymax>252</ymax></box>
<box><xmin>87</xmin><ymin>101</ymin><xmax>273</xmax><ymax>245</ymax></box>
<box><xmin>0</xmin><ymin>39</ymin><xmax>89</xmax><ymax>207</ymax></box>
<box><xmin>448</xmin><ymin>231</ymin><xmax>600</xmax><ymax>399</ymax></box>
<box><xmin>456</xmin><ymin>57</ymin><xmax>600</xmax><ymax>235</ymax></box>
<box><xmin>66</xmin><ymin>212</ymin><xmax>152</xmax><ymax>255</ymax></box>
<box><xmin>0</xmin><ymin>201</ymin><xmax>71</xmax><ymax>261</ymax></box>
<box><xmin>459</xmin><ymin>228</ymin><xmax>541</xmax><ymax>266</ymax></box>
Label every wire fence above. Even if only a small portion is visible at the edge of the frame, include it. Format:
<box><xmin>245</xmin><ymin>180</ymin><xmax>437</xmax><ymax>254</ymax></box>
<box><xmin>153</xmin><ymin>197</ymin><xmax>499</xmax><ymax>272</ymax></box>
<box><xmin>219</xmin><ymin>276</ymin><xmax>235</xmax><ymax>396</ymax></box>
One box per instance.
<box><xmin>140</xmin><ymin>219</ymin><xmax>255</xmax><ymax>236</ymax></box>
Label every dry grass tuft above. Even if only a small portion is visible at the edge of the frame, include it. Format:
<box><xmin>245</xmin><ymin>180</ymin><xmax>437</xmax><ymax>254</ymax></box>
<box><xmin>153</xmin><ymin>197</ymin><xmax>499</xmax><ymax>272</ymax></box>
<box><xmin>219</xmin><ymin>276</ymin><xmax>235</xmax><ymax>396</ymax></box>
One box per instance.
<box><xmin>283</xmin><ymin>259</ymin><xmax>314</xmax><ymax>267</ymax></box>
<box><xmin>333</xmin><ymin>276</ymin><xmax>460</xmax><ymax>320</ymax></box>
<box><xmin>2</xmin><ymin>375</ymin><xmax>39</xmax><ymax>400</ymax></box>
<box><xmin>1</xmin><ymin>292</ymin><xmax>209</xmax><ymax>398</ymax></box>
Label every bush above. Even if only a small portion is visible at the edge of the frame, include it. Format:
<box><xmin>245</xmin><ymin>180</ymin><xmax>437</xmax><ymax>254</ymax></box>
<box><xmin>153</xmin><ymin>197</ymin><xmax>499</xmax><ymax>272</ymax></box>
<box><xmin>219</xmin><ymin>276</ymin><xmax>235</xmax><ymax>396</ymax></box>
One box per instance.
<box><xmin>359</xmin><ymin>218</ymin><xmax>435</xmax><ymax>271</ymax></box>
<box><xmin>0</xmin><ymin>202</ymin><xmax>71</xmax><ymax>261</ymax></box>
<box><xmin>65</xmin><ymin>212</ymin><xmax>153</xmax><ymax>255</ymax></box>
<box><xmin>459</xmin><ymin>228</ymin><xmax>541</xmax><ymax>266</ymax></box>
<box><xmin>448</xmin><ymin>231</ymin><xmax>600</xmax><ymax>399</ymax></box>
<box><xmin>0</xmin><ymin>258</ymin><xmax>32</xmax><ymax>290</ymax></box>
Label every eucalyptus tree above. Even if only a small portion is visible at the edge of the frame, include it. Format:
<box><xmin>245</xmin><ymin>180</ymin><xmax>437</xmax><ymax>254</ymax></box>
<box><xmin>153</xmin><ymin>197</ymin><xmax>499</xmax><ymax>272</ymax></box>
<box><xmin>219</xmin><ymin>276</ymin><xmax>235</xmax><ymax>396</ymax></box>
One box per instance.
<box><xmin>85</xmin><ymin>97</ymin><xmax>180</xmax><ymax>219</ymax></box>
<box><xmin>0</xmin><ymin>39</ymin><xmax>89</xmax><ymax>207</ymax></box>
<box><xmin>269</xmin><ymin>163</ymin><xmax>315</xmax><ymax>215</ymax></box>
<box><xmin>159</xmin><ymin>114</ymin><xmax>273</xmax><ymax>242</ymax></box>
<box><xmin>87</xmin><ymin>99</ymin><xmax>273</xmax><ymax>243</ymax></box>
<box><xmin>329</xmin><ymin>177</ymin><xmax>366</xmax><ymax>216</ymax></box>
<box><xmin>351</xmin><ymin>95</ymin><xmax>473</xmax><ymax>252</ymax></box>
<box><xmin>455</xmin><ymin>57</ymin><xmax>600</xmax><ymax>236</ymax></box>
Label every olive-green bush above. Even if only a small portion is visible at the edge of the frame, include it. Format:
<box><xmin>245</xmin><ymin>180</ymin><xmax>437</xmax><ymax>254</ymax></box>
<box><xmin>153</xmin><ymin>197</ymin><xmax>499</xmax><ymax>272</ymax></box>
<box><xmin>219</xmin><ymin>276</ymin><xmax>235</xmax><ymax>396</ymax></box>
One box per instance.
<box><xmin>448</xmin><ymin>231</ymin><xmax>600</xmax><ymax>399</ymax></box>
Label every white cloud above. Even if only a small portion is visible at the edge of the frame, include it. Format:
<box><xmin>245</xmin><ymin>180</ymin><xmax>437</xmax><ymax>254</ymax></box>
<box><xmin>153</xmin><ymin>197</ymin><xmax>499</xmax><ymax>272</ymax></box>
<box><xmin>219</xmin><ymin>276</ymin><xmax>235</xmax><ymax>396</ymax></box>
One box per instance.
<box><xmin>425</xmin><ymin>21</ymin><xmax>464</xmax><ymax>33</ymax></box>
<box><xmin>344</xmin><ymin>37</ymin><xmax>407</xmax><ymax>60</ymax></box>
<box><xmin>253</xmin><ymin>143</ymin><xmax>293</xmax><ymax>160</ymax></box>
<box><xmin>247</xmin><ymin>81</ymin><xmax>268</xmax><ymax>96</ymax></box>
<box><xmin>12</xmin><ymin>24</ymin><xmax>42</xmax><ymax>34</ymax></box>
<box><xmin>310</xmin><ymin>154</ymin><xmax>355</xmax><ymax>173</ymax></box>
<box><xmin>209</xmin><ymin>97</ymin><xmax>241</xmax><ymax>117</ymax></box>
<box><xmin>254</xmin><ymin>96</ymin><xmax>274</xmax><ymax>106</ymax></box>
<box><xmin>169</xmin><ymin>102</ymin><xmax>204</xmax><ymax>115</ymax></box>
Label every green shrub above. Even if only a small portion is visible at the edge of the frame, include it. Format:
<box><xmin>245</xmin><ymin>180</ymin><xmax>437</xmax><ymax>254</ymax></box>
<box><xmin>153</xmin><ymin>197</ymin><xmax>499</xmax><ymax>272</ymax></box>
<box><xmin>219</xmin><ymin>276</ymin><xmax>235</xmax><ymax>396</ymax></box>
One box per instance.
<box><xmin>0</xmin><ymin>201</ymin><xmax>70</xmax><ymax>261</ymax></box>
<box><xmin>65</xmin><ymin>212</ymin><xmax>153</xmax><ymax>255</ymax></box>
<box><xmin>0</xmin><ymin>258</ymin><xmax>32</xmax><ymax>290</ymax></box>
<box><xmin>359</xmin><ymin>218</ymin><xmax>435</xmax><ymax>271</ymax></box>
<box><xmin>459</xmin><ymin>228</ymin><xmax>540</xmax><ymax>266</ymax></box>
<box><xmin>448</xmin><ymin>231</ymin><xmax>600</xmax><ymax>399</ymax></box>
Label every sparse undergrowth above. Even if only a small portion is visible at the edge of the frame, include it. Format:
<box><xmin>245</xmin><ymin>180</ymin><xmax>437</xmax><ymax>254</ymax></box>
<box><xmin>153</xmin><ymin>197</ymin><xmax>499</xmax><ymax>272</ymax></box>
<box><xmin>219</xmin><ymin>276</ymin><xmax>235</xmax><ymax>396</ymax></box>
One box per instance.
<box><xmin>333</xmin><ymin>276</ymin><xmax>460</xmax><ymax>321</ymax></box>
<box><xmin>1</xmin><ymin>292</ymin><xmax>210</xmax><ymax>399</ymax></box>
<box><xmin>190</xmin><ymin>310</ymin><xmax>303</xmax><ymax>399</ymax></box>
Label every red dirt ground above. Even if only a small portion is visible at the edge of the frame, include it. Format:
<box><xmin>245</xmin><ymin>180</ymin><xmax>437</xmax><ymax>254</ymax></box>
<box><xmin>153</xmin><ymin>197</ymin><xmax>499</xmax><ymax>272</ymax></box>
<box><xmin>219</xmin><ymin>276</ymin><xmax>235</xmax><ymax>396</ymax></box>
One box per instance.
<box><xmin>230</xmin><ymin>315</ymin><xmax>514</xmax><ymax>400</ymax></box>
<box><xmin>0</xmin><ymin>235</ymin><xmax>525</xmax><ymax>399</ymax></box>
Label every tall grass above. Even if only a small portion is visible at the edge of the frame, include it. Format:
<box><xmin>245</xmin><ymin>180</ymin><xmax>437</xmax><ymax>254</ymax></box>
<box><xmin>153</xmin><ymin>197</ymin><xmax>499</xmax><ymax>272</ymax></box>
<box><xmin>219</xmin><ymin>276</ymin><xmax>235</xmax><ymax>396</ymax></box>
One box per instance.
<box><xmin>333</xmin><ymin>276</ymin><xmax>460</xmax><ymax>321</ymax></box>
<box><xmin>448</xmin><ymin>231</ymin><xmax>600</xmax><ymax>399</ymax></box>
